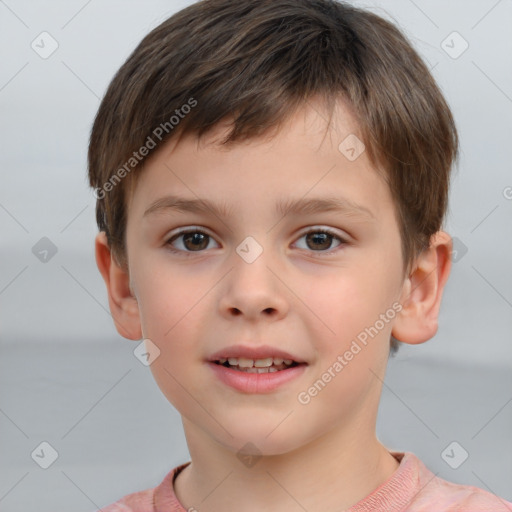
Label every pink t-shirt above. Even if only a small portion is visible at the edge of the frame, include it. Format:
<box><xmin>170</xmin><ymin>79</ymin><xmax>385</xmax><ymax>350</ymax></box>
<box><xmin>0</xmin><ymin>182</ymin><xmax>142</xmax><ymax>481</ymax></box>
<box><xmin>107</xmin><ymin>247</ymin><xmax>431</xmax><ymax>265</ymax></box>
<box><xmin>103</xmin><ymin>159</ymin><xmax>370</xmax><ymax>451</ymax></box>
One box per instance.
<box><xmin>98</xmin><ymin>451</ymin><xmax>512</xmax><ymax>511</ymax></box>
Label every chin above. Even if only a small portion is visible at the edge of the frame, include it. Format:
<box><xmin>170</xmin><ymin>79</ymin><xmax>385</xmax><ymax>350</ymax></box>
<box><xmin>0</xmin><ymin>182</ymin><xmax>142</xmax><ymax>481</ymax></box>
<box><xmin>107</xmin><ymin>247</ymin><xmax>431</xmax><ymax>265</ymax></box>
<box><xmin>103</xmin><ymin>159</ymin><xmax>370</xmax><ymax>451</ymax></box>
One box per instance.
<box><xmin>213</xmin><ymin>422</ymin><xmax>312</xmax><ymax>458</ymax></box>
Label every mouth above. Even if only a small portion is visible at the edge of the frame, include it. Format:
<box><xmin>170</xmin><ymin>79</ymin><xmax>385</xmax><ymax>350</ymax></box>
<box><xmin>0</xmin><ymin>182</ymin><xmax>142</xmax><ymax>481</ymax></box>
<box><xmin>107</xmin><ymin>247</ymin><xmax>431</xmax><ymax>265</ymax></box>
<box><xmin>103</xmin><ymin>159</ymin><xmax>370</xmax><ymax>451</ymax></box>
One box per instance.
<box><xmin>208</xmin><ymin>356</ymin><xmax>308</xmax><ymax>393</ymax></box>
<box><xmin>207</xmin><ymin>345</ymin><xmax>308</xmax><ymax>392</ymax></box>
<box><xmin>213</xmin><ymin>356</ymin><xmax>303</xmax><ymax>373</ymax></box>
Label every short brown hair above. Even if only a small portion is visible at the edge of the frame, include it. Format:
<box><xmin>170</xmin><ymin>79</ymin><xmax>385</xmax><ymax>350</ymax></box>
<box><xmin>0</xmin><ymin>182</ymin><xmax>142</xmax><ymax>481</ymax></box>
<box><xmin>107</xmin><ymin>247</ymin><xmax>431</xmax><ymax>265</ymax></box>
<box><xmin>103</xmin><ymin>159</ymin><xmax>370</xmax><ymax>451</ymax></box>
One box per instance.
<box><xmin>88</xmin><ymin>0</ymin><xmax>459</xmax><ymax>352</ymax></box>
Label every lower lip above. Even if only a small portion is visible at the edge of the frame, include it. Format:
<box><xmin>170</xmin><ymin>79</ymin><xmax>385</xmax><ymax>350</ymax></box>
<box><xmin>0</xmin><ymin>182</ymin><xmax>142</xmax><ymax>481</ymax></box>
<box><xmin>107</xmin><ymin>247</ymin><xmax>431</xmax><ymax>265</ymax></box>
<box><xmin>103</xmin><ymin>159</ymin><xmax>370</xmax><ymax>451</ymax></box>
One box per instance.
<box><xmin>207</xmin><ymin>362</ymin><xmax>307</xmax><ymax>393</ymax></box>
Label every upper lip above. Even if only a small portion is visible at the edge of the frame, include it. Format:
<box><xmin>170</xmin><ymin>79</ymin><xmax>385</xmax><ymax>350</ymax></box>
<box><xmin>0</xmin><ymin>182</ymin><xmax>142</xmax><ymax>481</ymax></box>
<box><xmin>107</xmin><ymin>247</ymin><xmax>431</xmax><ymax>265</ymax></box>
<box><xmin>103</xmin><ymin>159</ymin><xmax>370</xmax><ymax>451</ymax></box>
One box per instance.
<box><xmin>208</xmin><ymin>344</ymin><xmax>307</xmax><ymax>364</ymax></box>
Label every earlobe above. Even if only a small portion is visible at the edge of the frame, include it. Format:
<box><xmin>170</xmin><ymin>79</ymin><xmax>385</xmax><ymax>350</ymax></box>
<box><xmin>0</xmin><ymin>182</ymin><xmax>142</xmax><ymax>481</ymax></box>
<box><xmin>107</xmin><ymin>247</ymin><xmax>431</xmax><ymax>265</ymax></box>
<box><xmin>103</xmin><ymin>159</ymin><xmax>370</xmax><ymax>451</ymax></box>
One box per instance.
<box><xmin>391</xmin><ymin>231</ymin><xmax>452</xmax><ymax>345</ymax></box>
<box><xmin>95</xmin><ymin>232</ymin><xmax>142</xmax><ymax>340</ymax></box>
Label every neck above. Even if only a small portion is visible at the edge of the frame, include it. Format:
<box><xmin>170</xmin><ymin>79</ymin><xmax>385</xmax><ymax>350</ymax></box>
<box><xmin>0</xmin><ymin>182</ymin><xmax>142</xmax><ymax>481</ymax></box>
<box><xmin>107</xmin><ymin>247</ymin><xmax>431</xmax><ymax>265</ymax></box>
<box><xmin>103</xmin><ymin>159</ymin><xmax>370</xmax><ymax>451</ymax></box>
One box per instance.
<box><xmin>174</xmin><ymin>421</ymin><xmax>400</xmax><ymax>512</ymax></box>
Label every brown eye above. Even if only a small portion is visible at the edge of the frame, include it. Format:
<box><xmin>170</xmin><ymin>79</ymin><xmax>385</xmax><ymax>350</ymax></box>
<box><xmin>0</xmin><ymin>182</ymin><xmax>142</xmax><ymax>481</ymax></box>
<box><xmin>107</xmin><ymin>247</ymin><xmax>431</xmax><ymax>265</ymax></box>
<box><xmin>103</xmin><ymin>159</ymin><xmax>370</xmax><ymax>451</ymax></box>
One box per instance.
<box><xmin>167</xmin><ymin>229</ymin><xmax>218</xmax><ymax>253</ymax></box>
<box><xmin>181</xmin><ymin>232</ymin><xmax>210</xmax><ymax>251</ymax></box>
<box><xmin>294</xmin><ymin>228</ymin><xmax>345</xmax><ymax>253</ymax></box>
<box><xmin>305</xmin><ymin>232</ymin><xmax>333</xmax><ymax>250</ymax></box>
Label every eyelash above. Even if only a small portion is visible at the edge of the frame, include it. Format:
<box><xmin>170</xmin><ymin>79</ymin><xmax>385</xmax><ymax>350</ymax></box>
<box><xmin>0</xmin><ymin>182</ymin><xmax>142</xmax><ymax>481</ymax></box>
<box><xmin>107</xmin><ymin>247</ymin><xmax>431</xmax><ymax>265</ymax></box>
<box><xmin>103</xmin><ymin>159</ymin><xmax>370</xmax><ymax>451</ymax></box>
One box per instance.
<box><xmin>165</xmin><ymin>226</ymin><xmax>348</xmax><ymax>257</ymax></box>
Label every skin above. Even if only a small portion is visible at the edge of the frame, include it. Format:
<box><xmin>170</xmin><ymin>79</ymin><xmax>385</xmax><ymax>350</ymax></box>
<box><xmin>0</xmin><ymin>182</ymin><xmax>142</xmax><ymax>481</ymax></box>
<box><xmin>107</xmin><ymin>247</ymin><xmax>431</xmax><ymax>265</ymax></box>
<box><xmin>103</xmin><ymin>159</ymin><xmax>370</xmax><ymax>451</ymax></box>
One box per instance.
<box><xmin>96</xmin><ymin>97</ymin><xmax>452</xmax><ymax>511</ymax></box>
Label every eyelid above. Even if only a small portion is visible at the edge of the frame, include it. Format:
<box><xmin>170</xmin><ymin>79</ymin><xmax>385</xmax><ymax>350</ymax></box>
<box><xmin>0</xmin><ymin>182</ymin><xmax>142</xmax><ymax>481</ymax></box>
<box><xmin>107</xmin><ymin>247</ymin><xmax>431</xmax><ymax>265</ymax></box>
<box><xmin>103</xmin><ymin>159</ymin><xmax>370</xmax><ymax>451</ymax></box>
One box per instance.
<box><xmin>166</xmin><ymin>226</ymin><xmax>218</xmax><ymax>245</ymax></box>
<box><xmin>165</xmin><ymin>225</ymin><xmax>349</xmax><ymax>243</ymax></box>
<box><xmin>165</xmin><ymin>226</ymin><xmax>219</xmax><ymax>257</ymax></box>
<box><xmin>292</xmin><ymin>226</ymin><xmax>349</xmax><ymax>255</ymax></box>
<box><xmin>166</xmin><ymin>225</ymin><xmax>349</xmax><ymax>239</ymax></box>
<box><xmin>167</xmin><ymin>225</ymin><xmax>214</xmax><ymax>237</ymax></box>
<box><xmin>165</xmin><ymin>225</ymin><xmax>350</xmax><ymax>256</ymax></box>
<box><xmin>295</xmin><ymin>225</ymin><xmax>349</xmax><ymax>240</ymax></box>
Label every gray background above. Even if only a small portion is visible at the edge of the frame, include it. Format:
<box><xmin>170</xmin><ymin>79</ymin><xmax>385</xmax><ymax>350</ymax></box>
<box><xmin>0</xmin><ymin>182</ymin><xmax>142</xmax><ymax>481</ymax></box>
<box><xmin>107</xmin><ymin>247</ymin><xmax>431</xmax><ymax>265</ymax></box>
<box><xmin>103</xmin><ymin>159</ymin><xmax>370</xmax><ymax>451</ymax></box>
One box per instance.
<box><xmin>1</xmin><ymin>0</ymin><xmax>511</xmax><ymax>510</ymax></box>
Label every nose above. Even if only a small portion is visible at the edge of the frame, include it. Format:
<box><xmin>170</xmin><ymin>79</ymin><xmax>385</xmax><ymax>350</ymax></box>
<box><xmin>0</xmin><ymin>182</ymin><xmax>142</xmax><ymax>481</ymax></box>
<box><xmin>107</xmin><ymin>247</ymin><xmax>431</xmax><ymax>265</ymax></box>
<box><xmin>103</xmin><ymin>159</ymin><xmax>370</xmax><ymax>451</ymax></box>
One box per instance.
<box><xmin>218</xmin><ymin>245</ymin><xmax>289</xmax><ymax>322</ymax></box>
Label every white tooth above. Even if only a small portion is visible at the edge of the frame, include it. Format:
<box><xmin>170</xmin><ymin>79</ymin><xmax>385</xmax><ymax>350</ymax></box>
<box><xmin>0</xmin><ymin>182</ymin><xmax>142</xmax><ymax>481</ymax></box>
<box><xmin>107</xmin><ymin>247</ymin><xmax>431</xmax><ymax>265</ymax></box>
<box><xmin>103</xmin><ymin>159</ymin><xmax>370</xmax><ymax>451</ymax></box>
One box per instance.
<box><xmin>254</xmin><ymin>357</ymin><xmax>273</xmax><ymax>367</ymax></box>
<box><xmin>225</xmin><ymin>356</ymin><xmax>293</xmax><ymax>369</ymax></box>
<box><xmin>245</xmin><ymin>367</ymin><xmax>259</xmax><ymax>373</ymax></box>
<box><xmin>268</xmin><ymin>367</ymin><xmax>278</xmax><ymax>372</ymax></box>
<box><xmin>256</xmin><ymin>368</ymin><xmax>269</xmax><ymax>373</ymax></box>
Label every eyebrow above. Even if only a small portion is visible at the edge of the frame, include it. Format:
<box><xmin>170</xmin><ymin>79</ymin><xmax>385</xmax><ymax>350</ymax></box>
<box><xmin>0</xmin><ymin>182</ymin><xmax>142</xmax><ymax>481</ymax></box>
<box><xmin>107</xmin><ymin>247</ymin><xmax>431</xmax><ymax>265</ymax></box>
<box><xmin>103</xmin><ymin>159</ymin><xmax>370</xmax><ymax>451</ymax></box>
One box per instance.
<box><xmin>143</xmin><ymin>194</ymin><xmax>375</xmax><ymax>220</ymax></box>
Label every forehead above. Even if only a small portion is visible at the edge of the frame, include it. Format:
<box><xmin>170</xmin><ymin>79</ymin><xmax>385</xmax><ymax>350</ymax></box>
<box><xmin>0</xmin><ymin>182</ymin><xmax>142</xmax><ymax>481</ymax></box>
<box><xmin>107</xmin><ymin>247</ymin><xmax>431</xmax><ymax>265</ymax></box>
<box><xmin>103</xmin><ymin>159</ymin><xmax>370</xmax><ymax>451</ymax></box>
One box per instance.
<box><xmin>139</xmin><ymin>95</ymin><xmax>367</xmax><ymax>167</ymax></box>
<box><xmin>127</xmin><ymin>98</ymin><xmax>392</xmax><ymax>222</ymax></box>
<box><xmin>197</xmin><ymin>95</ymin><xmax>363</xmax><ymax>149</ymax></box>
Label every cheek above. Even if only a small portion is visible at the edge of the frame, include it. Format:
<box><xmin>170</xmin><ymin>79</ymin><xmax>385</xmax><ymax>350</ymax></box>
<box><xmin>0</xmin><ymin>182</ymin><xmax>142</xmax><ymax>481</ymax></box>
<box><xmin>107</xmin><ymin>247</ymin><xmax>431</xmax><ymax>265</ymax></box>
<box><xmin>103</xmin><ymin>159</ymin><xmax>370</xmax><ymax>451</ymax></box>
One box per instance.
<box><xmin>134</xmin><ymin>260</ymin><xmax>209</xmax><ymax>410</ymax></box>
<box><xmin>133</xmin><ymin>253</ymin><xmax>201</xmax><ymax>338</ymax></box>
<box><xmin>303</xmin><ymin>259</ymin><xmax>401</xmax><ymax>386</ymax></box>
<box><xmin>309</xmin><ymin>262</ymin><xmax>397</xmax><ymax>330</ymax></box>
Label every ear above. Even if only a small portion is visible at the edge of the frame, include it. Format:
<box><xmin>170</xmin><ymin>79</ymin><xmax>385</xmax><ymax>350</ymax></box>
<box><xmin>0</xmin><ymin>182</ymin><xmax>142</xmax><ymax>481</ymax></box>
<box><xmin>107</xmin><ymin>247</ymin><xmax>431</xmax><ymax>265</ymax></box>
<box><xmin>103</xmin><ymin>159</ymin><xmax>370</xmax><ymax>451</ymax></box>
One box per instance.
<box><xmin>95</xmin><ymin>232</ymin><xmax>142</xmax><ymax>340</ymax></box>
<box><xmin>391</xmin><ymin>231</ymin><xmax>452</xmax><ymax>345</ymax></box>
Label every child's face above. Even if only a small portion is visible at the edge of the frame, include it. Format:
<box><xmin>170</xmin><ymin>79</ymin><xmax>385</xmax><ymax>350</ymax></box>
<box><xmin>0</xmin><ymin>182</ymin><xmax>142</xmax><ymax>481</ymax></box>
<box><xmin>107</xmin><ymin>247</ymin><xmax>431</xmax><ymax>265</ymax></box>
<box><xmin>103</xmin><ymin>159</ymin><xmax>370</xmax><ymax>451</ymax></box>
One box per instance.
<box><xmin>124</xmin><ymin>99</ymin><xmax>408</xmax><ymax>455</ymax></box>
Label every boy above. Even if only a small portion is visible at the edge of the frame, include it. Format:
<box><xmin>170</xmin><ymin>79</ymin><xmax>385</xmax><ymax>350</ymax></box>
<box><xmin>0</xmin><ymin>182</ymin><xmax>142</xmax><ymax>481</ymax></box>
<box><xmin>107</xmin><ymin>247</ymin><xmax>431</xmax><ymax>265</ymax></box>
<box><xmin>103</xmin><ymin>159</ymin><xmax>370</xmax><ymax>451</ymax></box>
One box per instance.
<box><xmin>88</xmin><ymin>0</ymin><xmax>512</xmax><ymax>510</ymax></box>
